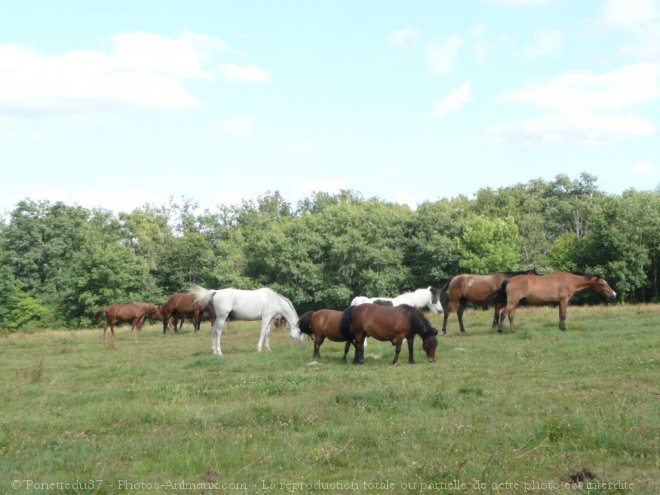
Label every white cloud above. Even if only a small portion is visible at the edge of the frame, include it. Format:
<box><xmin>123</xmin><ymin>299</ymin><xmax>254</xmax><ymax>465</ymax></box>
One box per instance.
<box><xmin>0</xmin><ymin>32</ymin><xmax>229</xmax><ymax>114</ymax></box>
<box><xmin>490</xmin><ymin>63</ymin><xmax>660</xmax><ymax>145</ymax></box>
<box><xmin>619</xmin><ymin>30</ymin><xmax>660</xmax><ymax>58</ymax></box>
<box><xmin>389</xmin><ymin>25</ymin><xmax>419</xmax><ymax>48</ymax></box>
<box><xmin>394</xmin><ymin>193</ymin><xmax>418</xmax><ymax>210</ymax></box>
<box><xmin>219</xmin><ymin>63</ymin><xmax>270</xmax><ymax>82</ymax></box>
<box><xmin>504</xmin><ymin>63</ymin><xmax>660</xmax><ymax>112</ymax></box>
<box><xmin>433</xmin><ymin>83</ymin><xmax>473</xmax><ymax>115</ymax></box>
<box><xmin>486</xmin><ymin>112</ymin><xmax>655</xmax><ymax>146</ymax></box>
<box><xmin>111</xmin><ymin>32</ymin><xmax>216</xmax><ymax>79</ymax></box>
<box><xmin>523</xmin><ymin>29</ymin><xmax>564</xmax><ymax>59</ymax></box>
<box><xmin>598</xmin><ymin>0</ymin><xmax>659</xmax><ymax>32</ymax></box>
<box><xmin>426</xmin><ymin>35</ymin><xmax>463</xmax><ymax>75</ymax></box>
<box><xmin>0</xmin><ymin>33</ymin><xmax>268</xmax><ymax>115</ymax></box>
<box><xmin>218</xmin><ymin>115</ymin><xmax>255</xmax><ymax>137</ymax></box>
<box><xmin>630</xmin><ymin>159</ymin><xmax>659</xmax><ymax>177</ymax></box>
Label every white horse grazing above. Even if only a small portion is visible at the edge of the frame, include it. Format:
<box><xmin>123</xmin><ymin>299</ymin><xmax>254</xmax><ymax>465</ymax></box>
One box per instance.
<box><xmin>350</xmin><ymin>287</ymin><xmax>443</xmax><ymax>313</ymax></box>
<box><xmin>190</xmin><ymin>285</ymin><xmax>303</xmax><ymax>356</ymax></box>
<box><xmin>392</xmin><ymin>287</ymin><xmax>444</xmax><ymax>313</ymax></box>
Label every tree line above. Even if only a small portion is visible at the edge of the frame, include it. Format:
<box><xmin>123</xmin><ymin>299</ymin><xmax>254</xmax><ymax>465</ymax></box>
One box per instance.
<box><xmin>1</xmin><ymin>173</ymin><xmax>658</xmax><ymax>330</ymax></box>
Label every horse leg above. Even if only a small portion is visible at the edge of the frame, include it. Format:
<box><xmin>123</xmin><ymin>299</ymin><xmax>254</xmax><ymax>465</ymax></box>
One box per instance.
<box><xmin>353</xmin><ymin>334</ymin><xmax>365</xmax><ymax>364</ymax></box>
<box><xmin>559</xmin><ymin>300</ymin><xmax>568</xmax><ymax>331</ymax></box>
<box><xmin>313</xmin><ymin>334</ymin><xmax>325</xmax><ymax>359</ymax></box>
<box><xmin>507</xmin><ymin>305</ymin><xmax>517</xmax><ymax>333</ymax></box>
<box><xmin>498</xmin><ymin>305</ymin><xmax>509</xmax><ymax>333</ymax></box>
<box><xmin>193</xmin><ymin>310</ymin><xmax>200</xmax><ymax>332</ymax></box>
<box><xmin>341</xmin><ymin>340</ymin><xmax>351</xmax><ymax>361</ymax></box>
<box><xmin>392</xmin><ymin>336</ymin><xmax>404</xmax><ymax>365</ymax></box>
<box><xmin>492</xmin><ymin>304</ymin><xmax>501</xmax><ymax>327</ymax></box>
<box><xmin>442</xmin><ymin>299</ymin><xmax>455</xmax><ymax>335</ymax></box>
<box><xmin>442</xmin><ymin>309</ymin><xmax>450</xmax><ymax>335</ymax></box>
<box><xmin>457</xmin><ymin>303</ymin><xmax>467</xmax><ymax>332</ymax></box>
<box><xmin>211</xmin><ymin>316</ymin><xmax>226</xmax><ymax>356</ymax></box>
<box><xmin>407</xmin><ymin>334</ymin><xmax>416</xmax><ymax>364</ymax></box>
<box><xmin>257</xmin><ymin>317</ymin><xmax>273</xmax><ymax>352</ymax></box>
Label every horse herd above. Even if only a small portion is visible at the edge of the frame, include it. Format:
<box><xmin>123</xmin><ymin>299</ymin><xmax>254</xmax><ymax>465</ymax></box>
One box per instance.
<box><xmin>94</xmin><ymin>270</ymin><xmax>617</xmax><ymax>364</ymax></box>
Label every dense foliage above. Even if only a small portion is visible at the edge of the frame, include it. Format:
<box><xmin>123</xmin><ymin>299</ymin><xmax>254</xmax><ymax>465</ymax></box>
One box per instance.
<box><xmin>1</xmin><ymin>173</ymin><xmax>658</xmax><ymax>329</ymax></box>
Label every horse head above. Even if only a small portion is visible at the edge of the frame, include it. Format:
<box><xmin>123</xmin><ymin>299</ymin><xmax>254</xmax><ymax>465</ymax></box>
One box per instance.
<box><xmin>422</xmin><ymin>333</ymin><xmax>438</xmax><ymax>363</ymax></box>
<box><xmin>297</xmin><ymin>311</ymin><xmax>314</xmax><ymax>337</ymax></box>
<box><xmin>289</xmin><ymin>320</ymin><xmax>304</xmax><ymax>342</ymax></box>
<box><xmin>593</xmin><ymin>275</ymin><xmax>617</xmax><ymax>300</ymax></box>
<box><xmin>428</xmin><ymin>287</ymin><xmax>444</xmax><ymax>313</ymax></box>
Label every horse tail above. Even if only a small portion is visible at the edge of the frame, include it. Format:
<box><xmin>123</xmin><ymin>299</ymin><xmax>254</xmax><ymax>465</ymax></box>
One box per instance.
<box><xmin>487</xmin><ymin>280</ymin><xmax>508</xmax><ymax>306</ymax></box>
<box><xmin>339</xmin><ymin>306</ymin><xmax>355</xmax><ymax>340</ymax></box>
<box><xmin>437</xmin><ymin>281</ymin><xmax>450</xmax><ymax>309</ymax></box>
<box><xmin>405</xmin><ymin>305</ymin><xmax>438</xmax><ymax>338</ymax></box>
<box><xmin>189</xmin><ymin>284</ymin><xmax>215</xmax><ymax>308</ymax></box>
<box><xmin>298</xmin><ymin>311</ymin><xmax>314</xmax><ymax>337</ymax></box>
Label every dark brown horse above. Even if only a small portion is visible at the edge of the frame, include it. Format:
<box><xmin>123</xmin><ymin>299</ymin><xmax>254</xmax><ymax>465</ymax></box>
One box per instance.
<box><xmin>95</xmin><ymin>302</ymin><xmax>162</xmax><ymax>337</ymax></box>
<box><xmin>491</xmin><ymin>271</ymin><xmax>617</xmax><ymax>333</ymax></box>
<box><xmin>298</xmin><ymin>309</ymin><xmax>353</xmax><ymax>360</ymax></box>
<box><xmin>340</xmin><ymin>304</ymin><xmax>438</xmax><ymax>365</ymax></box>
<box><xmin>161</xmin><ymin>292</ymin><xmax>215</xmax><ymax>333</ymax></box>
<box><xmin>442</xmin><ymin>269</ymin><xmax>539</xmax><ymax>334</ymax></box>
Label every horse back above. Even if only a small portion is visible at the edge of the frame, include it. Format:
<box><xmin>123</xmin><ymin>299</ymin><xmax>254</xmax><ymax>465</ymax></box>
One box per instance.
<box><xmin>506</xmin><ymin>274</ymin><xmax>562</xmax><ymax>303</ymax></box>
<box><xmin>450</xmin><ymin>274</ymin><xmax>503</xmax><ymax>304</ymax></box>
<box><xmin>312</xmin><ymin>309</ymin><xmax>344</xmax><ymax>341</ymax></box>
<box><xmin>350</xmin><ymin>304</ymin><xmax>411</xmax><ymax>341</ymax></box>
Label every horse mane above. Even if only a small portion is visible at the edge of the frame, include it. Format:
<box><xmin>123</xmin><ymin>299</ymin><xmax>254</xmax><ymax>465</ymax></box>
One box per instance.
<box><xmin>402</xmin><ymin>304</ymin><xmax>438</xmax><ymax>339</ymax></box>
<box><xmin>570</xmin><ymin>271</ymin><xmax>603</xmax><ymax>279</ymax></box>
<box><xmin>275</xmin><ymin>291</ymin><xmax>299</xmax><ymax>321</ymax></box>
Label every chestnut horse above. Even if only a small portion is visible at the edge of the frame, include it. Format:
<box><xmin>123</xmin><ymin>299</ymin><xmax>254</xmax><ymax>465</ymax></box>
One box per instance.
<box><xmin>298</xmin><ymin>309</ymin><xmax>353</xmax><ymax>360</ymax></box>
<box><xmin>491</xmin><ymin>271</ymin><xmax>617</xmax><ymax>333</ymax></box>
<box><xmin>95</xmin><ymin>302</ymin><xmax>162</xmax><ymax>337</ymax></box>
<box><xmin>161</xmin><ymin>292</ymin><xmax>215</xmax><ymax>333</ymax></box>
<box><xmin>442</xmin><ymin>269</ymin><xmax>539</xmax><ymax>334</ymax></box>
<box><xmin>340</xmin><ymin>304</ymin><xmax>438</xmax><ymax>365</ymax></box>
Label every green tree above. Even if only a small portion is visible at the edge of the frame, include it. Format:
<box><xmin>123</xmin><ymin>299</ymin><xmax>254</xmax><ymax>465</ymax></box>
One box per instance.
<box><xmin>157</xmin><ymin>232</ymin><xmax>218</xmax><ymax>293</ymax></box>
<box><xmin>457</xmin><ymin>215</ymin><xmax>522</xmax><ymax>274</ymax></box>
<box><xmin>61</xmin><ymin>241</ymin><xmax>160</xmax><ymax>326</ymax></box>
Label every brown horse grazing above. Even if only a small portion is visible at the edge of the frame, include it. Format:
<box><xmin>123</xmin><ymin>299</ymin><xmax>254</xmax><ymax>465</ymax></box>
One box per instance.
<box><xmin>442</xmin><ymin>269</ymin><xmax>539</xmax><ymax>334</ymax></box>
<box><xmin>161</xmin><ymin>292</ymin><xmax>215</xmax><ymax>334</ymax></box>
<box><xmin>491</xmin><ymin>271</ymin><xmax>617</xmax><ymax>333</ymax></box>
<box><xmin>298</xmin><ymin>309</ymin><xmax>353</xmax><ymax>360</ymax></box>
<box><xmin>340</xmin><ymin>304</ymin><xmax>438</xmax><ymax>365</ymax></box>
<box><xmin>95</xmin><ymin>303</ymin><xmax>162</xmax><ymax>337</ymax></box>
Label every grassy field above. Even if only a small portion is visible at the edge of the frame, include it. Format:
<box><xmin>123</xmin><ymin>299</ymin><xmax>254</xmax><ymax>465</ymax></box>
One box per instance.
<box><xmin>1</xmin><ymin>304</ymin><xmax>658</xmax><ymax>495</ymax></box>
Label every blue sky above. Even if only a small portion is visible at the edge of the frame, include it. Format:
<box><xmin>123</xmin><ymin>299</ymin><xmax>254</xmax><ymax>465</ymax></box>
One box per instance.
<box><xmin>1</xmin><ymin>0</ymin><xmax>659</xmax><ymax>215</ymax></box>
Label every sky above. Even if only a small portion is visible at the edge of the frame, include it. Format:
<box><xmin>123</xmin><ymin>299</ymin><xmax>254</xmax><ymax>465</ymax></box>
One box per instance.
<box><xmin>1</xmin><ymin>0</ymin><xmax>659</xmax><ymax>215</ymax></box>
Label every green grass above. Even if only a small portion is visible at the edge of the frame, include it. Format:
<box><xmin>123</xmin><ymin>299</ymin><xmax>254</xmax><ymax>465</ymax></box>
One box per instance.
<box><xmin>1</xmin><ymin>305</ymin><xmax>658</xmax><ymax>494</ymax></box>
